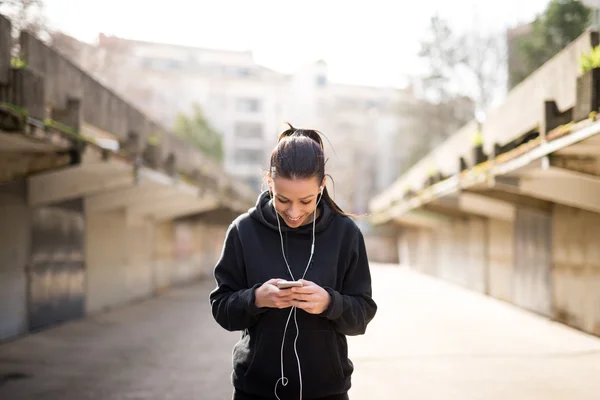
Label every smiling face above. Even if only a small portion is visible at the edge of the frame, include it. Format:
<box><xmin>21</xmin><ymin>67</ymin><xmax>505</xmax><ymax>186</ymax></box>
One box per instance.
<box><xmin>269</xmin><ymin>175</ymin><xmax>324</xmax><ymax>228</ymax></box>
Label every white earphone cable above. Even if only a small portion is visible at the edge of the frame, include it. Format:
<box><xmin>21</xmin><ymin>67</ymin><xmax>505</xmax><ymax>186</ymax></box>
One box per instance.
<box><xmin>273</xmin><ymin>187</ymin><xmax>323</xmax><ymax>400</ymax></box>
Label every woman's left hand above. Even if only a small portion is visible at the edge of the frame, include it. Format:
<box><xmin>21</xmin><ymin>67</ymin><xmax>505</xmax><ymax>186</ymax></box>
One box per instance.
<box><xmin>289</xmin><ymin>280</ymin><xmax>331</xmax><ymax>314</ymax></box>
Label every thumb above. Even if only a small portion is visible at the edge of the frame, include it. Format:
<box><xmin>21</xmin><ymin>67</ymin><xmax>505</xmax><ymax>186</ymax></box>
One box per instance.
<box><xmin>265</xmin><ymin>278</ymin><xmax>282</xmax><ymax>286</ymax></box>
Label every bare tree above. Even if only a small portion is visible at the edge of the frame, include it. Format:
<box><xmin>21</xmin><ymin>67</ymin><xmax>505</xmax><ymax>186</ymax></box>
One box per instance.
<box><xmin>0</xmin><ymin>0</ymin><xmax>48</xmax><ymax>52</ymax></box>
<box><xmin>396</xmin><ymin>14</ymin><xmax>505</xmax><ymax>174</ymax></box>
<box><xmin>459</xmin><ymin>31</ymin><xmax>507</xmax><ymax>118</ymax></box>
<box><xmin>417</xmin><ymin>15</ymin><xmax>470</xmax><ymax>138</ymax></box>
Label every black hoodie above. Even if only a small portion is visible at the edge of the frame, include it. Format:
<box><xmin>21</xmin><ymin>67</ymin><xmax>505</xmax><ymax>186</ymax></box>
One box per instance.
<box><xmin>209</xmin><ymin>191</ymin><xmax>377</xmax><ymax>399</ymax></box>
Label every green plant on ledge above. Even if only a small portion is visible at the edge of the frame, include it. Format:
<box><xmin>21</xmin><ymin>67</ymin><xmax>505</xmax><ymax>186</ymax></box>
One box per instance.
<box><xmin>147</xmin><ymin>133</ymin><xmax>160</xmax><ymax>146</ymax></box>
<box><xmin>471</xmin><ymin>130</ymin><xmax>483</xmax><ymax>146</ymax></box>
<box><xmin>44</xmin><ymin>118</ymin><xmax>81</xmax><ymax>139</ymax></box>
<box><xmin>0</xmin><ymin>102</ymin><xmax>28</xmax><ymax>117</ymax></box>
<box><xmin>579</xmin><ymin>45</ymin><xmax>600</xmax><ymax>75</ymax></box>
<box><xmin>10</xmin><ymin>57</ymin><xmax>26</xmax><ymax>69</ymax></box>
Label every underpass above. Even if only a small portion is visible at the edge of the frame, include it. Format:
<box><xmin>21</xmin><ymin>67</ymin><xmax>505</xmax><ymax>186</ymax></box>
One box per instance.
<box><xmin>1</xmin><ymin>10</ymin><xmax>600</xmax><ymax>400</ymax></box>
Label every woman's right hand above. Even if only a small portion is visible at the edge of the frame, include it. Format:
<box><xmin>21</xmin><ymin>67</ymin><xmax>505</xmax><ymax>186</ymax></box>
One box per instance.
<box><xmin>255</xmin><ymin>279</ymin><xmax>294</xmax><ymax>309</ymax></box>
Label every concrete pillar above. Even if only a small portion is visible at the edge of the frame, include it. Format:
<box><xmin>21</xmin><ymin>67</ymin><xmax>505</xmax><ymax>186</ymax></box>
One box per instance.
<box><xmin>487</xmin><ymin>219</ymin><xmax>515</xmax><ymax>302</ymax></box>
<box><xmin>552</xmin><ymin>204</ymin><xmax>600</xmax><ymax>336</ymax></box>
<box><xmin>0</xmin><ymin>180</ymin><xmax>30</xmax><ymax>341</ymax></box>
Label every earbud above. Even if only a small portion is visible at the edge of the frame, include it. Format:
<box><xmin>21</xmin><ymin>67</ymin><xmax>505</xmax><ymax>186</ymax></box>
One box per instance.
<box><xmin>320</xmin><ymin>186</ymin><xmax>324</xmax><ymax>193</ymax></box>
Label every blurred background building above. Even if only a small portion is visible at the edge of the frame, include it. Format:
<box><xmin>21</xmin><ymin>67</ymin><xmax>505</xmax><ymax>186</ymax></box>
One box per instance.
<box><xmin>53</xmin><ymin>33</ymin><xmax>412</xmax><ymax>215</ymax></box>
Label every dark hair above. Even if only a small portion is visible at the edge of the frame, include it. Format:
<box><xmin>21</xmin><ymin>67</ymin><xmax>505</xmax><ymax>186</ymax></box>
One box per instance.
<box><xmin>268</xmin><ymin>123</ymin><xmax>348</xmax><ymax>217</ymax></box>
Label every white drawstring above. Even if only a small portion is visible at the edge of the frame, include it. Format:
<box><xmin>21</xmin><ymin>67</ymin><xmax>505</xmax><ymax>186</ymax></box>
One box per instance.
<box><xmin>273</xmin><ymin>192</ymin><xmax>322</xmax><ymax>400</ymax></box>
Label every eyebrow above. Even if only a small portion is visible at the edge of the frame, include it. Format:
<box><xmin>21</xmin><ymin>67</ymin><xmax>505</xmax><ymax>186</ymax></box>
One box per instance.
<box><xmin>277</xmin><ymin>194</ymin><xmax>316</xmax><ymax>201</ymax></box>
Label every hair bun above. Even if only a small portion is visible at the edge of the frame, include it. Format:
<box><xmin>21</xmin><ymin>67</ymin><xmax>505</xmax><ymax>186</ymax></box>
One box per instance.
<box><xmin>278</xmin><ymin>123</ymin><xmax>323</xmax><ymax>149</ymax></box>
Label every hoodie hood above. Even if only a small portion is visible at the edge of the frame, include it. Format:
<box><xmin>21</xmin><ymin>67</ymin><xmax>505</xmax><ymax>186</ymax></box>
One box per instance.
<box><xmin>249</xmin><ymin>190</ymin><xmax>334</xmax><ymax>234</ymax></box>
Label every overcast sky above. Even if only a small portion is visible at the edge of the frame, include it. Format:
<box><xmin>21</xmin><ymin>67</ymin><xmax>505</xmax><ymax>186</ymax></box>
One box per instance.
<box><xmin>43</xmin><ymin>0</ymin><xmax>551</xmax><ymax>88</ymax></box>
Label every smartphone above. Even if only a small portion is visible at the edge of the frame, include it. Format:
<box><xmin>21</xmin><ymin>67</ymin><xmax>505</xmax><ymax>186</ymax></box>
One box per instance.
<box><xmin>276</xmin><ymin>280</ymin><xmax>303</xmax><ymax>289</ymax></box>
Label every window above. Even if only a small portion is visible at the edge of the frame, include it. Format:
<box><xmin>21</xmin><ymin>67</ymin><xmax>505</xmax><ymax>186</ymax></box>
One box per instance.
<box><xmin>236</xmin><ymin>68</ymin><xmax>251</xmax><ymax>77</ymax></box>
<box><xmin>141</xmin><ymin>57</ymin><xmax>182</xmax><ymax>70</ymax></box>
<box><xmin>236</xmin><ymin>97</ymin><xmax>261</xmax><ymax>113</ymax></box>
<box><xmin>235</xmin><ymin>122</ymin><xmax>263</xmax><ymax>139</ymax></box>
<box><xmin>233</xmin><ymin>148</ymin><xmax>265</xmax><ymax>165</ymax></box>
<box><xmin>316</xmin><ymin>75</ymin><xmax>327</xmax><ymax>87</ymax></box>
<box><xmin>366</xmin><ymin>100</ymin><xmax>380</xmax><ymax>109</ymax></box>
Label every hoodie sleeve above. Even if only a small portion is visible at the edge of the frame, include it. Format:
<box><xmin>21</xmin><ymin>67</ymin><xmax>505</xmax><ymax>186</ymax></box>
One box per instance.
<box><xmin>321</xmin><ymin>229</ymin><xmax>377</xmax><ymax>336</ymax></box>
<box><xmin>209</xmin><ymin>223</ymin><xmax>266</xmax><ymax>331</ymax></box>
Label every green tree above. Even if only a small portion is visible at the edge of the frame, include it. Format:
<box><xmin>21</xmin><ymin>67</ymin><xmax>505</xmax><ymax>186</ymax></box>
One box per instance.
<box><xmin>512</xmin><ymin>0</ymin><xmax>592</xmax><ymax>88</ymax></box>
<box><xmin>172</xmin><ymin>103</ymin><xmax>224</xmax><ymax>164</ymax></box>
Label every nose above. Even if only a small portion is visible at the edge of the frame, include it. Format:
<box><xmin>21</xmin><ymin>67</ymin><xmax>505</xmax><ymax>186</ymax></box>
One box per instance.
<box><xmin>287</xmin><ymin>204</ymin><xmax>302</xmax><ymax>218</ymax></box>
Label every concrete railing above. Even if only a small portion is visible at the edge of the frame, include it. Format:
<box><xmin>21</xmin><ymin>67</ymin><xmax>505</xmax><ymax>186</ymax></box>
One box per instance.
<box><xmin>0</xmin><ymin>14</ymin><xmax>254</xmax><ymax>205</ymax></box>
<box><xmin>0</xmin><ymin>15</ymin><xmax>9</xmax><ymax>85</ymax></box>
<box><xmin>370</xmin><ymin>120</ymin><xmax>479</xmax><ymax>212</ymax></box>
<box><xmin>483</xmin><ymin>29</ymin><xmax>598</xmax><ymax>154</ymax></box>
<box><xmin>0</xmin><ymin>17</ymin><xmax>46</xmax><ymax>123</ymax></box>
<box><xmin>371</xmin><ymin>29</ymin><xmax>599</xmax><ymax>214</ymax></box>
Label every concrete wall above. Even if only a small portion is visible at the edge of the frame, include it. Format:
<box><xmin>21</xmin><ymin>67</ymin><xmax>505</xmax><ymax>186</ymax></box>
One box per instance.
<box><xmin>85</xmin><ymin>210</ymin><xmax>156</xmax><ymax>313</ymax></box>
<box><xmin>399</xmin><ymin>203</ymin><xmax>600</xmax><ymax>338</ymax></box>
<box><xmin>154</xmin><ymin>220</ymin><xmax>226</xmax><ymax>293</ymax></box>
<box><xmin>398</xmin><ymin>228</ymin><xmax>419</xmax><ymax>267</ymax></box>
<box><xmin>0</xmin><ymin>180</ymin><xmax>30</xmax><ymax>341</ymax></box>
<box><xmin>86</xmin><ymin>210</ymin><xmax>126</xmax><ymax>313</ymax></box>
<box><xmin>552</xmin><ymin>205</ymin><xmax>600</xmax><ymax>336</ymax></box>
<box><xmin>0</xmin><ymin>181</ymin><xmax>231</xmax><ymax>341</ymax></box>
<box><xmin>401</xmin><ymin>216</ymin><xmax>512</xmax><ymax>298</ymax></box>
<box><xmin>154</xmin><ymin>221</ymin><xmax>175</xmax><ymax>294</ymax></box>
<box><xmin>403</xmin><ymin>216</ymin><xmax>488</xmax><ymax>293</ymax></box>
<box><xmin>0</xmin><ymin>15</ymin><xmax>9</xmax><ymax>85</ymax></box>
<box><xmin>416</xmin><ymin>228</ymin><xmax>437</xmax><ymax>276</ymax></box>
<box><xmin>487</xmin><ymin>219</ymin><xmax>515</xmax><ymax>302</ymax></box>
<box><xmin>86</xmin><ymin>210</ymin><xmax>228</xmax><ymax>314</ymax></box>
<box><xmin>364</xmin><ymin>233</ymin><xmax>400</xmax><ymax>264</ymax></box>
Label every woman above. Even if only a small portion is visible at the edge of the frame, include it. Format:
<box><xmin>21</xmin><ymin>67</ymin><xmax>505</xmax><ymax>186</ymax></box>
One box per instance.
<box><xmin>209</xmin><ymin>124</ymin><xmax>377</xmax><ymax>400</ymax></box>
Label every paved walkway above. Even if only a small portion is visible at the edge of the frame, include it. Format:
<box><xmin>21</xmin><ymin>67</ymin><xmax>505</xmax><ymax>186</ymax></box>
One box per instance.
<box><xmin>1</xmin><ymin>265</ymin><xmax>600</xmax><ymax>399</ymax></box>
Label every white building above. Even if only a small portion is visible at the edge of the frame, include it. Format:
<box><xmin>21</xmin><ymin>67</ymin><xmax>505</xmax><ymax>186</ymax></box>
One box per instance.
<box><xmin>90</xmin><ymin>34</ymin><xmax>289</xmax><ymax>192</ymax></box>
<box><xmin>281</xmin><ymin>60</ymin><xmax>411</xmax><ymax>215</ymax></box>
<box><xmin>62</xmin><ymin>34</ymin><xmax>412</xmax><ymax>209</ymax></box>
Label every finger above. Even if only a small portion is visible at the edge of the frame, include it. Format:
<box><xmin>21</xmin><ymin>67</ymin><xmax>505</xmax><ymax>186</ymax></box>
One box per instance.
<box><xmin>290</xmin><ymin>300</ymin><xmax>302</xmax><ymax>309</ymax></box>
<box><xmin>275</xmin><ymin>300</ymin><xmax>293</xmax><ymax>309</ymax></box>
<box><xmin>265</xmin><ymin>278</ymin><xmax>282</xmax><ymax>286</ymax></box>
<box><xmin>280</xmin><ymin>290</ymin><xmax>297</xmax><ymax>297</ymax></box>
<box><xmin>293</xmin><ymin>300</ymin><xmax>312</xmax><ymax>309</ymax></box>
<box><xmin>291</xmin><ymin>293</ymin><xmax>311</xmax><ymax>302</ymax></box>
<box><xmin>291</xmin><ymin>286</ymin><xmax>317</xmax><ymax>295</ymax></box>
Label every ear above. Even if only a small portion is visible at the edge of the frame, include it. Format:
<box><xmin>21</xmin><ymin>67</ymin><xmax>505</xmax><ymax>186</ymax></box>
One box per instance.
<box><xmin>320</xmin><ymin>177</ymin><xmax>326</xmax><ymax>192</ymax></box>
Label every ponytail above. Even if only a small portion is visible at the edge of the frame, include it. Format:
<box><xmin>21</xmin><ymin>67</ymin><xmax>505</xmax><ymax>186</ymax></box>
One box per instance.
<box><xmin>321</xmin><ymin>186</ymin><xmax>350</xmax><ymax>217</ymax></box>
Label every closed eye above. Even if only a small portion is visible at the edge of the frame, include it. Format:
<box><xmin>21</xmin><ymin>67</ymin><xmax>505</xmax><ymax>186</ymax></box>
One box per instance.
<box><xmin>277</xmin><ymin>198</ymin><xmax>312</xmax><ymax>205</ymax></box>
